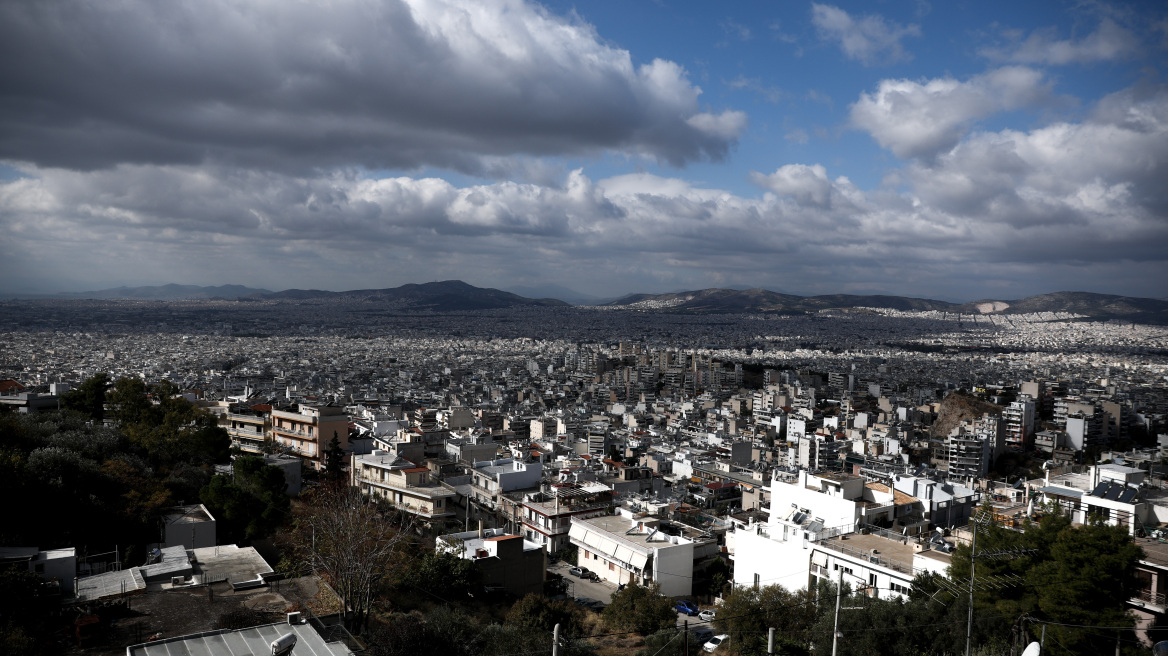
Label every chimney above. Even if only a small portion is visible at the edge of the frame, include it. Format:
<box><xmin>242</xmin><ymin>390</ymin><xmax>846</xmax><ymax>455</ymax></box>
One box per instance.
<box><xmin>478</xmin><ymin>520</ymin><xmax>484</xmax><ymax>539</ymax></box>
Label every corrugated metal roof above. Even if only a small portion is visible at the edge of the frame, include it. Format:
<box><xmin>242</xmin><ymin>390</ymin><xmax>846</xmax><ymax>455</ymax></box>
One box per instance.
<box><xmin>126</xmin><ymin>622</ymin><xmax>352</xmax><ymax>656</ymax></box>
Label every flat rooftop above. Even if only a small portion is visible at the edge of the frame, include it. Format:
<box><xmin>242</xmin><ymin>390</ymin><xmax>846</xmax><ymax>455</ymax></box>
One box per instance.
<box><xmin>1135</xmin><ymin>537</ymin><xmax>1168</xmax><ymax>569</ymax></box>
<box><xmin>192</xmin><ymin>544</ymin><xmax>273</xmax><ymax>585</ymax></box>
<box><xmin>824</xmin><ymin>532</ymin><xmax>916</xmax><ymax>572</ymax></box>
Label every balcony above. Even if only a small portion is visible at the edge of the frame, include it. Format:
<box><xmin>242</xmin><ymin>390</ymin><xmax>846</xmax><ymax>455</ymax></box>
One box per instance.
<box><xmin>1133</xmin><ymin>589</ymin><xmax>1167</xmax><ymax>609</ymax></box>
<box><xmin>272</xmin><ymin>425</ymin><xmax>316</xmax><ymax>440</ymax></box>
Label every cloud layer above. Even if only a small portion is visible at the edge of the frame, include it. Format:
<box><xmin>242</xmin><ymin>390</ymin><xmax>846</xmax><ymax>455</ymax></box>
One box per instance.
<box><xmin>0</xmin><ymin>0</ymin><xmax>743</xmax><ymax>174</ymax></box>
<box><xmin>4</xmin><ymin>84</ymin><xmax>1165</xmax><ymax>298</ymax></box>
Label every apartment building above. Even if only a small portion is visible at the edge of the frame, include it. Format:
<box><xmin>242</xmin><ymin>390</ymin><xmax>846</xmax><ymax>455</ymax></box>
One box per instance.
<box><xmin>1002</xmin><ymin>399</ymin><xmax>1035</xmax><ymax>449</ymax></box>
<box><xmin>351</xmin><ymin>451</ymin><xmax>457</xmax><ymax>522</ymax></box>
<box><xmin>469</xmin><ymin>458</ymin><xmax>543</xmax><ymax>513</ymax></box>
<box><xmin>732</xmin><ymin>470</ymin><xmax>925</xmax><ymax>593</ymax></box>
<box><xmin>945</xmin><ymin>414</ymin><xmax>1004</xmax><ymax>479</ymax></box>
<box><xmin>270</xmin><ymin>404</ymin><xmax>349</xmax><ymax>468</ymax></box>
<box><xmin>520</xmin><ymin>482</ymin><xmax>614</xmax><ymax>554</ymax></box>
<box><xmin>569</xmin><ymin>514</ymin><xmax>695</xmax><ymax>597</ymax></box>
<box><xmin>225</xmin><ymin>407</ymin><xmax>268</xmax><ymax>455</ymax></box>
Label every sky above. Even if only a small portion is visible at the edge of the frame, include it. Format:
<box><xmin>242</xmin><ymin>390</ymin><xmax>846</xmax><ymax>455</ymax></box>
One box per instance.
<box><xmin>1</xmin><ymin>0</ymin><xmax>1166</xmax><ymax>301</ymax></box>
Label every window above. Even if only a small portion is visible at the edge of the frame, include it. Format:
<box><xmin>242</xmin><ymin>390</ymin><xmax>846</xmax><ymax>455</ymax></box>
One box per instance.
<box><xmin>869</xmin><ymin>573</ymin><xmax>877</xmax><ymax>587</ymax></box>
<box><xmin>609</xmin><ymin>562</ymin><xmax>615</xmax><ymax>571</ymax></box>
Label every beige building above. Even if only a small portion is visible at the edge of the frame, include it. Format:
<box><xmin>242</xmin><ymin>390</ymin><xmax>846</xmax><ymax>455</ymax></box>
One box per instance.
<box><xmin>225</xmin><ymin>409</ymin><xmax>268</xmax><ymax>455</ymax></box>
<box><xmin>352</xmin><ymin>451</ymin><xmax>457</xmax><ymax>522</ymax></box>
<box><xmin>270</xmin><ymin>404</ymin><xmax>349</xmax><ymax>468</ymax></box>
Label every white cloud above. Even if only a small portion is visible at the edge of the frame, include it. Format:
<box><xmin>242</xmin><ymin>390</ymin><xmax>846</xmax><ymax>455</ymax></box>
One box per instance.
<box><xmin>980</xmin><ymin>19</ymin><xmax>1137</xmax><ymax>65</ymax></box>
<box><xmin>0</xmin><ymin>0</ymin><xmax>744</xmax><ymax>173</ymax></box>
<box><xmin>810</xmin><ymin>4</ymin><xmax>921</xmax><ymax>66</ymax></box>
<box><xmin>750</xmin><ymin>164</ymin><xmax>844</xmax><ymax>208</ymax></box>
<box><xmin>850</xmin><ymin>67</ymin><xmax>1051</xmax><ymax>159</ymax></box>
<box><xmin>2</xmin><ymin>86</ymin><xmax>1165</xmax><ymax>298</ymax></box>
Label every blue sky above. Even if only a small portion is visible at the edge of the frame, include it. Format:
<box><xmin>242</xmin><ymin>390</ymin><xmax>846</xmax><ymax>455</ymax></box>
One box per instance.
<box><xmin>1</xmin><ymin>0</ymin><xmax>1166</xmax><ymax>301</ymax></box>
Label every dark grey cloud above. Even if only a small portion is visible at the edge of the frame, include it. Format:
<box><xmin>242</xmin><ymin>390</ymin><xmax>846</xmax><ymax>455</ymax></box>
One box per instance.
<box><xmin>2</xmin><ymin>76</ymin><xmax>1166</xmax><ymax>300</ymax></box>
<box><xmin>0</xmin><ymin>0</ymin><xmax>744</xmax><ymax>174</ymax></box>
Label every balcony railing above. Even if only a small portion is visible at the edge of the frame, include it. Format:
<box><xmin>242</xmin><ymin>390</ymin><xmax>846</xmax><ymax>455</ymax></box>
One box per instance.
<box><xmin>817</xmin><ymin>538</ymin><xmax>918</xmax><ymax>577</ymax></box>
<box><xmin>1135</xmin><ymin>589</ymin><xmax>1167</xmax><ymax>607</ymax></box>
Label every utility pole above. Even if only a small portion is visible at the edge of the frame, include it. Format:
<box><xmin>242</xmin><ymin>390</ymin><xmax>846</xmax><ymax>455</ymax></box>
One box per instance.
<box><xmin>552</xmin><ymin>623</ymin><xmax>560</xmax><ymax>656</ymax></box>
<box><xmin>833</xmin><ymin>567</ymin><xmax>843</xmax><ymax>656</ymax></box>
<box><xmin>768</xmin><ymin>627</ymin><xmax>775</xmax><ymax>655</ymax></box>
<box><xmin>685</xmin><ymin>620</ymin><xmax>689</xmax><ymax>656</ymax></box>
<box><xmin>966</xmin><ymin>522</ymin><xmax>977</xmax><ymax>656</ymax></box>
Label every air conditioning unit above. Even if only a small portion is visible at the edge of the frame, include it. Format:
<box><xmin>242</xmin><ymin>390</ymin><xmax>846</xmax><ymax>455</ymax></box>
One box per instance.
<box><xmin>171</xmin><ymin>576</ymin><xmax>185</xmax><ymax>585</ymax></box>
<box><xmin>287</xmin><ymin>611</ymin><xmax>302</xmax><ymax>625</ymax></box>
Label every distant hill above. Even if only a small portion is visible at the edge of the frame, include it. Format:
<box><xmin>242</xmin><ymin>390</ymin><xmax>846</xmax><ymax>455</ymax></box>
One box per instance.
<box><xmin>256</xmin><ymin>280</ymin><xmax>568</xmax><ymax>311</ymax></box>
<box><xmin>950</xmin><ymin>292</ymin><xmax>1168</xmax><ymax>323</ymax></box>
<box><xmin>39</xmin><ymin>283</ymin><xmax>273</xmax><ymax>300</ymax></box>
<box><xmin>605</xmin><ymin>289</ymin><xmax>1168</xmax><ymax>323</ymax></box>
<box><xmin>605</xmin><ymin>288</ymin><xmax>949</xmax><ymax>313</ymax></box>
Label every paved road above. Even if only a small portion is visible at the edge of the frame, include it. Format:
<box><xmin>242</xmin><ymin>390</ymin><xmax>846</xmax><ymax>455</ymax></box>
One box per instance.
<box><xmin>549</xmin><ymin>561</ymin><xmax>618</xmax><ymax>608</ymax></box>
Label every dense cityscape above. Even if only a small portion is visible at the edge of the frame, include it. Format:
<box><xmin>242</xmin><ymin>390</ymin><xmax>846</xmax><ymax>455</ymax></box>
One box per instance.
<box><xmin>2</xmin><ymin>289</ymin><xmax>1168</xmax><ymax>655</ymax></box>
<box><xmin>4</xmin><ymin>0</ymin><xmax>1167</xmax><ymax>653</ymax></box>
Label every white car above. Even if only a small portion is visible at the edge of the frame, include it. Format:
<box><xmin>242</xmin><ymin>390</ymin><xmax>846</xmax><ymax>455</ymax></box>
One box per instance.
<box><xmin>703</xmin><ymin>634</ymin><xmax>729</xmax><ymax>652</ymax></box>
<box><xmin>698</xmin><ymin>609</ymin><xmax>716</xmax><ymax>622</ymax></box>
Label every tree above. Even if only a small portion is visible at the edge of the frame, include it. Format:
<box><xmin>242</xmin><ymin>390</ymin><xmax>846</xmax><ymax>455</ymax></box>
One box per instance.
<box><xmin>398</xmin><ymin>548</ymin><xmax>478</xmax><ymax>599</ymax></box>
<box><xmin>199</xmin><ymin>457</ymin><xmax>289</xmax><ymax>543</ymax></box>
<box><xmin>717</xmin><ymin>582</ymin><xmax>822</xmax><ymax>654</ymax></box>
<box><xmin>62</xmin><ymin>372</ymin><xmax>109</xmax><ymax>421</ymax></box>
<box><xmin>324</xmin><ymin>431</ymin><xmax>345</xmax><ymax>481</ymax></box>
<box><xmin>637</xmin><ymin>629</ymin><xmax>703</xmax><ymax>656</ymax></box>
<box><xmin>601</xmin><ymin>581</ymin><xmax>677</xmax><ymax>635</ymax></box>
<box><xmin>306</xmin><ymin>485</ymin><xmax>410</xmax><ymax>631</ymax></box>
<box><xmin>506</xmin><ymin>593</ymin><xmax>585</xmax><ymax>636</ymax></box>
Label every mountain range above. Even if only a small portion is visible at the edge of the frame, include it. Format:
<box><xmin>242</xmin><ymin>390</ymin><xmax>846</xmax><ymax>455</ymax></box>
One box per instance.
<box><xmin>5</xmin><ymin>282</ymin><xmax>1166</xmax><ymax>323</ymax></box>
<box><xmin>605</xmin><ymin>288</ymin><xmax>1168</xmax><ymax>323</ymax></box>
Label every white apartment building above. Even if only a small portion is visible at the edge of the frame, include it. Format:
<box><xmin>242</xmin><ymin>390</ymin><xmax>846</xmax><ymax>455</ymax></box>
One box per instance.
<box><xmin>732</xmin><ymin>470</ymin><xmax>925</xmax><ymax>594</ymax></box>
<box><xmin>569</xmin><ymin>514</ymin><xmax>695</xmax><ymax>597</ymax></box>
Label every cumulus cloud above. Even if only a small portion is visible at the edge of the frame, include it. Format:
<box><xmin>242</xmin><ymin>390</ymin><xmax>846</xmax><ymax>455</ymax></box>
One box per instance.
<box><xmin>0</xmin><ymin>0</ymin><xmax>744</xmax><ymax>174</ymax></box>
<box><xmin>980</xmin><ymin>18</ymin><xmax>1137</xmax><ymax>65</ymax></box>
<box><xmin>850</xmin><ymin>67</ymin><xmax>1052</xmax><ymax>159</ymax></box>
<box><xmin>749</xmin><ymin>164</ymin><xmax>855</xmax><ymax>209</ymax></box>
<box><xmin>4</xmin><ymin>84</ymin><xmax>1165</xmax><ymax>297</ymax></box>
<box><xmin>811</xmin><ymin>4</ymin><xmax>921</xmax><ymax>66</ymax></box>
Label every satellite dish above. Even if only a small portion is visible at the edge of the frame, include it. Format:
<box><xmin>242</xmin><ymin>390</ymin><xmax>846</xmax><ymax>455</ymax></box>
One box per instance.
<box><xmin>1020</xmin><ymin>642</ymin><xmax>1041</xmax><ymax>656</ymax></box>
<box><xmin>1155</xmin><ymin>641</ymin><xmax>1168</xmax><ymax>656</ymax></box>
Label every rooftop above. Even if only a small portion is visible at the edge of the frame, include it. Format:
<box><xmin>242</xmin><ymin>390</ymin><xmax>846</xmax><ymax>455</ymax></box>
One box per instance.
<box><xmin>820</xmin><ymin>532</ymin><xmax>919</xmax><ymax>575</ymax></box>
<box><xmin>126</xmin><ymin>621</ymin><xmax>352</xmax><ymax>656</ymax></box>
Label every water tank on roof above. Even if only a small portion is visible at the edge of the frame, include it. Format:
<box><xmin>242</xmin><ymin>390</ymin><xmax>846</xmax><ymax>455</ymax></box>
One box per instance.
<box><xmin>271</xmin><ymin>634</ymin><xmax>297</xmax><ymax>656</ymax></box>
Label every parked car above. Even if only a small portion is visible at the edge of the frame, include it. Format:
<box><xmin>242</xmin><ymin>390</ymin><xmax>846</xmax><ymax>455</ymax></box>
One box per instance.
<box><xmin>698</xmin><ymin>609</ymin><xmax>716</xmax><ymax>622</ymax></box>
<box><xmin>675</xmin><ymin>600</ymin><xmax>700</xmax><ymax>616</ymax></box>
<box><xmin>569</xmin><ymin>566</ymin><xmax>585</xmax><ymax>578</ymax></box>
<box><xmin>691</xmin><ymin>628</ymin><xmax>714</xmax><ymax>644</ymax></box>
<box><xmin>703</xmin><ymin>635</ymin><xmax>729</xmax><ymax>652</ymax></box>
